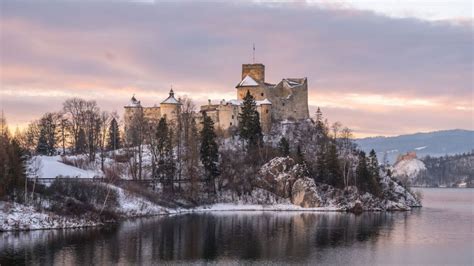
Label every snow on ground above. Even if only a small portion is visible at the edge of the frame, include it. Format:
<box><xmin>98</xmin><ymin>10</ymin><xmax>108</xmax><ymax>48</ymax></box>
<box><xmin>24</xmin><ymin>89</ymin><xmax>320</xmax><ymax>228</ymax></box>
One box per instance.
<box><xmin>34</xmin><ymin>155</ymin><xmax>101</xmax><ymax>179</ymax></box>
<box><xmin>392</xmin><ymin>158</ymin><xmax>426</xmax><ymax>180</ymax></box>
<box><xmin>192</xmin><ymin>203</ymin><xmax>339</xmax><ymax>212</ymax></box>
<box><xmin>0</xmin><ymin>201</ymin><xmax>101</xmax><ymax>232</ymax></box>
<box><xmin>109</xmin><ymin>185</ymin><xmax>178</xmax><ymax>217</ymax></box>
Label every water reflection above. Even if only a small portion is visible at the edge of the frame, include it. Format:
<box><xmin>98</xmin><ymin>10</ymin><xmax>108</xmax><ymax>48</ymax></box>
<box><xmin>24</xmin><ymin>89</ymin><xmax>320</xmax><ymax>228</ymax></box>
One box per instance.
<box><xmin>1</xmin><ymin>211</ymin><xmax>401</xmax><ymax>264</ymax></box>
<box><xmin>3</xmin><ymin>189</ymin><xmax>473</xmax><ymax>265</ymax></box>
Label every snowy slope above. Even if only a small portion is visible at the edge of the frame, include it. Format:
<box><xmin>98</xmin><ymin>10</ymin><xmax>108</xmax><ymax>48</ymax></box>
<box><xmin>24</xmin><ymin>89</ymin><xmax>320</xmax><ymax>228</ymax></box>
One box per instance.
<box><xmin>33</xmin><ymin>155</ymin><xmax>102</xmax><ymax>179</ymax></box>
<box><xmin>392</xmin><ymin>158</ymin><xmax>426</xmax><ymax>180</ymax></box>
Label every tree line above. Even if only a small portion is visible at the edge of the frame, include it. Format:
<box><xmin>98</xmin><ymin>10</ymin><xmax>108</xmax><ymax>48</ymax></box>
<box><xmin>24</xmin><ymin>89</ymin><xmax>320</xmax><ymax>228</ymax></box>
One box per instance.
<box><xmin>1</xmin><ymin>90</ymin><xmax>384</xmax><ymax>201</ymax></box>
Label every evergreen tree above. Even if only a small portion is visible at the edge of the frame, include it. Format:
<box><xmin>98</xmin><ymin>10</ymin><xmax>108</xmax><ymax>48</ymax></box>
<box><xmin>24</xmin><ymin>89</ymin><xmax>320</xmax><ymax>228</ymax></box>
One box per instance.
<box><xmin>355</xmin><ymin>151</ymin><xmax>369</xmax><ymax>192</ymax></box>
<box><xmin>107</xmin><ymin>118</ymin><xmax>121</xmax><ymax>151</ymax></box>
<box><xmin>238</xmin><ymin>90</ymin><xmax>263</xmax><ymax>149</ymax></box>
<box><xmin>314</xmin><ymin>146</ymin><xmax>327</xmax><ymax>182</ymax></box>
<box><xmin>0</xmin><ymin>132</ymin><xmax>27</xmax><ymax>199</ymax></box>
<box><xmin>76</xmin><ymin>128</ymin><xmax>86</xmax><ymax>154</ymax></box>
<box><xmin>200</xmin><ymin>114</ymin><xmax>219</xmax><ymax>194</ymax></box>
<box><xmin>155</xmin><ymin>117</ymin><xmax>175</xmax><ymax>189</ymax></box>
<box><xmin>314</xmin><ymin>107</ymin><xmax>327</xmax><ymax>139</ymax></box>
<box><xmin>326</xmin><ymin>143</ymin><xmax>343</xmax><ymax>188</ymax></box>
<box><xmin>368</xmin><ymin>149</ymin><xmax>381</xmax><ymax>197</ymax></box>
<box><xmin>295</xmin><ymin>145</ymin><xmax>305</xmax><ymax>164</ymax></box>
<box><xmin>278</xmin><ymin>137</ymin><xmax>290</xmax><ymax>157</ymax></box>
<box><xmin>35</xmin><ymin>127</ymin><xmax>49</xmax><ymax>155</ymax></box>
<box><xmin>35</xmin><ymin>114</ymin><xmax>56</xmax><ymax>156</ymax></box>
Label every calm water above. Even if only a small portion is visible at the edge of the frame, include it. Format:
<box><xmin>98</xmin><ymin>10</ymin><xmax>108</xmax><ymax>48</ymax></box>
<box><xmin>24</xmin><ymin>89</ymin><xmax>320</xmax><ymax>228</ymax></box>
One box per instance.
<box><xmin>1</xmin><ymin>188</ymin><xmax>473</xmax><ymax>265</ymax></box>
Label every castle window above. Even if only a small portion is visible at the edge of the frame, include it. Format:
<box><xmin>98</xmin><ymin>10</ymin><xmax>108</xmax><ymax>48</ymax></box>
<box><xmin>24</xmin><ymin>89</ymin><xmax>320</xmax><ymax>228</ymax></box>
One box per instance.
<box><xmin>266</xmin><ymin>110</ymin><xmax>269</xmax><ymax>113</ymax></box>
<box><xmin>230</xmin><ymin>122</ymin><xmax>233</xmax><ymax>126</ymax></box>
<box><xmin>261</xmin><ymin>93</ymin><xmax>264</xmax><ymax>97</ymax></box>
<box><xmin>232</xmin><ymin>115</ymin><xmax>234</xmax><ymax>119</ymax></box>
<box><xmin>282</xmin><ymin>103</ymin><xmax>285</xmax><ymax>106</ymax></box>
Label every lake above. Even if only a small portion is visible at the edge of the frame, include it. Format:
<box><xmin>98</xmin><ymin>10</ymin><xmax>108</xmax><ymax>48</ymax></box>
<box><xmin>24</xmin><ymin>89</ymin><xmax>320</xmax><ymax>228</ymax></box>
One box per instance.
<box><xmin>1</xmin><ymin>188</ymin><xmax>473</xmax><ymax>265</ymax></box>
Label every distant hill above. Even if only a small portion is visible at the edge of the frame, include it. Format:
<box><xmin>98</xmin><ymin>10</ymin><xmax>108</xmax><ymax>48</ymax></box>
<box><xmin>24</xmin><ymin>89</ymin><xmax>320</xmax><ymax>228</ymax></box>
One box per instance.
<box><xmin>355</xmin><ymin>129</ymin><xmax>474</xmax><ymax>164</ymax></box>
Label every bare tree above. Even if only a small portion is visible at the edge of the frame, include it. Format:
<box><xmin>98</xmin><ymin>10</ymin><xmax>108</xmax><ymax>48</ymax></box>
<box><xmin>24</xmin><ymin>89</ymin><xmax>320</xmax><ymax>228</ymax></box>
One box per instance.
<box><xmin>27</xmin><ymin>156</ymin><xmax>43</xmax><ymax>201</ymax></box>
<box><xmin>331</xmin><ymin>121</ymin><xmax>342</xmax><ymax>142</ymax></box>
<box><xmin>125</xmin><ymin>107</ymin><xmax>146</xmax><ymax>180</ymax></box>
<box><xmin>340</xmin><ymin>127</ymin><xmax>355</xmax><ymax>187</ymax></box>
<box><xmin>63</xmin><ymin>98</ymin><xmax>87</xmax><ymax>154</ymax></box>
<box><xmin>98</xmin><ymin>111</ymin><xmax>111</xmax><ymax>172</ymax></box>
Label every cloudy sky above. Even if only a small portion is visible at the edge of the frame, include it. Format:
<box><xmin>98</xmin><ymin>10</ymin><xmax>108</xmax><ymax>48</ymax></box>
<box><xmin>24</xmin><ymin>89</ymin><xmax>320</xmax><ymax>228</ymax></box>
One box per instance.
<box><xmin>0</xmin><ymin>0</ymin><xmax>472</xmax><ymax>137</ymax></box>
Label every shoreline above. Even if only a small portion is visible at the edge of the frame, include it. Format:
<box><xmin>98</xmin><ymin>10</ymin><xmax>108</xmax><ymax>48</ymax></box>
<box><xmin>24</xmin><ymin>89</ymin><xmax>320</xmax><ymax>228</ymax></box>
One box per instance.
<box><xmin>1</xmin><ymin>202</ymin><xmax>421</xmax><ymax>233</ymax></box>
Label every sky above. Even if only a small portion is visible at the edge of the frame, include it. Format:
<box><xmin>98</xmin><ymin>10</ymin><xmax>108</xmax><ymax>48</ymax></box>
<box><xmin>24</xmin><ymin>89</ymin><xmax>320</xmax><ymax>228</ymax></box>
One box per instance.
<box><xmin>0</xmin><ymin>0</ymin><xmax>472</xmax><ymax>137</ymax></box>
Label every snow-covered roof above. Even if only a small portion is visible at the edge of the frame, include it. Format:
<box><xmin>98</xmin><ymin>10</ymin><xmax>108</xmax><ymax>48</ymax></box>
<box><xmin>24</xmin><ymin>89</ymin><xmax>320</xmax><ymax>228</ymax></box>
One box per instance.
<box><xmin>161</xmin><ymin>96</ymin><xmax>180</xmax><ymax>104</ymax></box>
<box><xmin>226</xmin><ymin>99</ymin><xmax>271</xmax><ymax>106</ymax></box>
<box><xmin>237</xmin><ymin>75</ymin><xmax>259</xmax><ymax>87</ymax></box>
<box><xmin>228</xmin><ymin>99</ymin><xmax>243</xmax><ymax>106</ymax></box>
<box><xmin>161</xmin><ymin>89</ymin><xmax>181</xmax><ymax>105</ymax></box>
<box><xmin>283</xmin><ymin>78</ymin><xmax>305</xmax><ymax>88</ymax></box>
<box><xmin>125</xmin><ymin>95</ymin><xmax>141</xmax><ymax>107</ymax></box>
<box><xmin>257</xmin><ymin>98</ymin><xmax>272</xmax><ymax>105</ymax></box>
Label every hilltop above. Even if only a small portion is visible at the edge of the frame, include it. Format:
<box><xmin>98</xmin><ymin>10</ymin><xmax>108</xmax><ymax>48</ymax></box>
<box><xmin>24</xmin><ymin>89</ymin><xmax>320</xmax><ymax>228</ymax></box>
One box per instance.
<box><xmin>355</xmin><ymin>129</ymin><xmax>474</xmax><ymax>164</ymax></box>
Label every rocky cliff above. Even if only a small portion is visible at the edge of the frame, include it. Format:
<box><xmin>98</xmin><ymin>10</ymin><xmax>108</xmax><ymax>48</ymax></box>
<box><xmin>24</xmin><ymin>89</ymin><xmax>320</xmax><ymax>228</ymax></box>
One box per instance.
<box><xmin>252</xmin><ymin>157</ymin><xmax>421</xmax><ymax>211</ymax></box>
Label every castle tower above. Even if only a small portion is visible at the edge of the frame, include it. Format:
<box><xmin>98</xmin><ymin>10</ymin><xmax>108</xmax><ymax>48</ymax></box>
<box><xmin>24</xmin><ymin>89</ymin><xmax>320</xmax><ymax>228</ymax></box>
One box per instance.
<box><xmin>258</xmin><ymin>99</ymin><xmax>272</xmax><ymax>133</ymax></box>
<box><xmin>160</xmin><ymin>88</ymin><xmax>181</xmax><ymax>122</ymax></box>
<box><xmin>242</xmin><ymin>63</ymin><xmax>265</xmax><ymax>83</ymax></box>
<box><xmin>236</xmin><ymin>63</ymin><xmax>268</xmax><ymax>101</ymax></box>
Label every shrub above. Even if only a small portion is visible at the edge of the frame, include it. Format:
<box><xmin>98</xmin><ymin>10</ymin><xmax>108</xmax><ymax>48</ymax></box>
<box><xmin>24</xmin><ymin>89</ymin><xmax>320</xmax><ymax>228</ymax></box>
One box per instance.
<box><xmin>48</xmin><ymin>178</ymin><xmax>119</xmax><ymax>209</ymax></box>
<box><xmin>60</xmin><ymin>155</ymin><xmax>94</xmax><ymax>170</ymax></box>
<box><xmin>113</xmin><ymin>153</ymin><xmax>131</xmax><ymax>163</ymax></box>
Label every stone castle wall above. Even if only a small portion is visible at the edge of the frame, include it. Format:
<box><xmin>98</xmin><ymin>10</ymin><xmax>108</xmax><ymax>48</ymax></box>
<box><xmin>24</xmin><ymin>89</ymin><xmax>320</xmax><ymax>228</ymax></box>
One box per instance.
<box><xmin>268</xmin><ymin>79</ymin><xmax>309</xmax><ymax>121</ymax></box>
<box><xmin>124</xmin><ymin>63</ymin><xmax>309</xmax><ymax>135</ymax></box>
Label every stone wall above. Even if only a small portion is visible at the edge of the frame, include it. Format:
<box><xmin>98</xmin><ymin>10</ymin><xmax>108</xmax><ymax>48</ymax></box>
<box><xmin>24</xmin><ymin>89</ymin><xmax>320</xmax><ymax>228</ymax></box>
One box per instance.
<box><xmin>160</xmin><ymin>103</ymin><xmax>179</xmax><ymax>123</ymax></box>
<box><xmin>237</xmin><ymin>85</ymin><xmax>269</xmax><ymax>101</ymax></box>
<box><xmin>267</xmin><ymin>79</ymin><xmax>309</xmax><ymax>121</ymax></box>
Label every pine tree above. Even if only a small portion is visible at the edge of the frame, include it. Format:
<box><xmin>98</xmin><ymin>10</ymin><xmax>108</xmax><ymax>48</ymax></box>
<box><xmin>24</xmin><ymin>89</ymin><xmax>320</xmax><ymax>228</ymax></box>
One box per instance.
<box><xmin>0</xmin><ymin>133</ymin><xmax>26</xmax><ymax>199</ymax></box>
<box><xmin>155</xmin><ymin>117</ymin><xmax>174</xmax><ymax>188</ymax></box>
<box><xmin>278</xmin><ymin>137</ymin><xmax>290</xmax><ymax>157</ymax></box>
<box><xmin>314</xmin><ymin>145</ymin><xmax>327</xmax><ymax>183</ymax></box>
<box><xmin>107</xmin><ymin>118</ymin><xmax>121</xmax><ymax>151</ymax></box>
<box><xmin>367</xmin><ymin>149</ymin><xmax>381</xmax><ymax>197</ymax></box>
<box><xmin>238</xmin><ymin>90</ymin><xmax>263</xmax><ymax>149</ymax></box>
<box><xmin>356</xmin><ymin>151</ymin><xmax>371</xmax><ymax>193</ymax></box>
<box><xmin>295</xmin><ymin>145</ymin><xmax>304</xmax><ymax>164</ymax></box>
<box><xmin>326</xmin><ymin>143</ymin><xmax>343</xmax><ymax>188</ymax></box>
<box><xmin>36</xmin><ymin>127</ymin><xmax>49</xmax><ymax>155</ymax></box>
<box><xmin>76</xmin><ymin>128</ymin><xmax>86</xmax><ymax>154</ymax></box>
<box><xmin>35</xmin><ymin>114</ymin><xmax>56</xmax><ymax>156</ymax></box>
<box><xmin>200</xmin><ymin>114</ymin><xmax>219</xmax><ymax>194</ymax></box>
<box><xmin>314</xmin><ymin>107</ymin><xmax>327</xmax><ymax>139</ymax></box>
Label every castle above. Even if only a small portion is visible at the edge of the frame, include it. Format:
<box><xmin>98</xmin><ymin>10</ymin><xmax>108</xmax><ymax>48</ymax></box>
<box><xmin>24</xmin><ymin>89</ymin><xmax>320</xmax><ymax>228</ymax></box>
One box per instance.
<box><xmin>124</xmin><ymin>63</ymin><xmax>309</xmax><ymax>134</ymax></box>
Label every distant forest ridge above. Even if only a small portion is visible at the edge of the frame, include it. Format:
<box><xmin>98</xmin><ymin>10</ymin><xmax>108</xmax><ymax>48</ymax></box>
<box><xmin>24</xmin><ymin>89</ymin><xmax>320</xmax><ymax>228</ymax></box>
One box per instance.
<box><xmin>355</xmin><ymin>129</ymin><xmax>474</xmax><ymax>164</ymax></box>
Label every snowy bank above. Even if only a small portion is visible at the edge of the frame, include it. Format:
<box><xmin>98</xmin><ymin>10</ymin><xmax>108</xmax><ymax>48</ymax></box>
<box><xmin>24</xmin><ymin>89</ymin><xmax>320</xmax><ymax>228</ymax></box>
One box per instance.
<box><xmin>0</xmin><ymin>202</ymin><xmax>101</xmax><ymax>232</ymax></box>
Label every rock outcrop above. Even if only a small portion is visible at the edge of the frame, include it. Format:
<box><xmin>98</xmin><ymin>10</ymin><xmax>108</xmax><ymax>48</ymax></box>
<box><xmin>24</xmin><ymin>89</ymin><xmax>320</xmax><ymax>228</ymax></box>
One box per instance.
<box><xmin>291</xmin><ymin>177</ymin><xmax>321</xmax><ymax>208</ymax></box>
<box><xmin>255</xmin><ymin>157</ymin><xmax>305</xmax><ymax>198</ymax></box>
<box><xmin>254</xmin><ymin>157</ymin><xmax>421</xmax><ymax>211</ymax></box>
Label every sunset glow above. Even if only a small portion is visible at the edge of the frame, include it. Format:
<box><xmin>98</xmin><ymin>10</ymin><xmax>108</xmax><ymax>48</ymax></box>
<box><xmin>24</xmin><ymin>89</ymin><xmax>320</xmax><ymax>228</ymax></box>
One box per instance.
<box><xmin>1</xmin><ymin>0</ymin><xmax>472</xmax><ymax>137</ymax></box>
